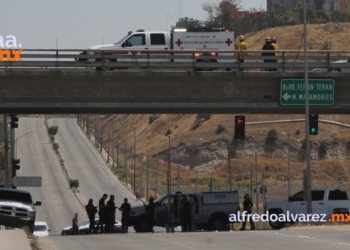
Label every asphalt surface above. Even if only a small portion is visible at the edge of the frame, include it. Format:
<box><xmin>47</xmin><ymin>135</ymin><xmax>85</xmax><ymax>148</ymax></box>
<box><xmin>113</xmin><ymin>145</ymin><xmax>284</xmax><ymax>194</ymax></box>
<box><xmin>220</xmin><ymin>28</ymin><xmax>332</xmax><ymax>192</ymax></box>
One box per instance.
<box><xmin>3</xmin><ymin>117</ymin><xmax>350</xmax><ymax>250</ymax></box>
<box><xmin>47</xmin><ymin>118</ymin><xmax>142</xmax><ymax>220</ymax></box>
<box><xmin>16</xmin><ymin>117</ymin><xmax>85</xmax><ymax>236</ymax></box>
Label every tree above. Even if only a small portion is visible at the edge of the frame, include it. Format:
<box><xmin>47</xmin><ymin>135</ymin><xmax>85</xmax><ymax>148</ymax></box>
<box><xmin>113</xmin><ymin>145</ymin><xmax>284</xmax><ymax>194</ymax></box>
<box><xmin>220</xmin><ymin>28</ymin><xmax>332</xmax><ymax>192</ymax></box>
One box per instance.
<box><xmin>175</xmin><ymin>17</ymin><xmax>202</xmax><ymax>28</ymax></box>
<box><xmin>202</xmin><ymin>0</ymin><xmax>242</xmax><ymax>30</ymax></box>
<box><xmin>313</xmin><ymin>0</ymin><xmax>326</xmax><ymax>10</ymax></box>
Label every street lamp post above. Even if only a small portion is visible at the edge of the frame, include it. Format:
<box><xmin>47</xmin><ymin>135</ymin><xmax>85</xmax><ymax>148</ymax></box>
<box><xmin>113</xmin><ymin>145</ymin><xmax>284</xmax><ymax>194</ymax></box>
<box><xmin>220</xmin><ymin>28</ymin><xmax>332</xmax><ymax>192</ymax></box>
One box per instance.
<box><xmin>15</xmin><ymin>132</ymin><xmax>33</xmax><ymax>158</ymax></box>
<box><xmin>279</xmin><ymin>132</ymin><xmax>291</xmax><ymax>197</ymax></box>
<box><xmin>167</xmin><ymin>135</ymin><xmax>171</xmax><ymax>194</ymax></box>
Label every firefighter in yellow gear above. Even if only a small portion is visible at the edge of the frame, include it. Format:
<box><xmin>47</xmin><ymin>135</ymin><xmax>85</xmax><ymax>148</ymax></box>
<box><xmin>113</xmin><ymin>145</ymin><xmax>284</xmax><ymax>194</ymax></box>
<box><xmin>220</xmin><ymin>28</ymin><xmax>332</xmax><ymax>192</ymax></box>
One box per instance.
<box><xmin>235</xmin><ymin>35</ymin><xmax>247</xmax><ymax>71</ymax></box>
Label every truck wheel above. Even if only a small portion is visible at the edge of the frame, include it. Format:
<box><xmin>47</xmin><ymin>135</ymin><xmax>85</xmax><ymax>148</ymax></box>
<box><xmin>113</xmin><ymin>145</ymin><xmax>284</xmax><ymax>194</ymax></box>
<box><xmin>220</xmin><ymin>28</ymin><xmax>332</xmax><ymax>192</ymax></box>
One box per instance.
<box><xmin>195</xmin><ymin>59</ymin><xmax>215</xmax><ymax>72</ymax></box>
<box><xmin>208</xmin><ymin>215</ymin><xmax>227</xmax><ymax>231</ymax></box>
<box><xmin>269</xmin><ymin>216</ymin><xmax>285</xmax><ymax>230</ymax></box>
<box><xmin>96</xmin><ymin>59</ymin><xmax>114</xmax><ymax>71</ymax></box>
<box><xmin>136</xmin><ymin>217</ymin><xmax>150</xmax><ymax>232</ymax></box>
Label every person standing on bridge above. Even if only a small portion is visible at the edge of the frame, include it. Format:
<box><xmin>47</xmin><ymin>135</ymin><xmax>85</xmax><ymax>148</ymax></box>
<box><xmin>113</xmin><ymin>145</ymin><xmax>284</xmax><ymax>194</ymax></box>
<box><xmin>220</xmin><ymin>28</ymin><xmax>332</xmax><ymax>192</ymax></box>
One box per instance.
<box><xmin>261</xmin><ymin>37</ymin><xmax>275</xmax><ymax>71</ymax></box>
<box><xmin>96</xmin><ymin>193</ymin><xmax>108</xmax><ymax>233</ymax></box>
<box><xmin>119</xmin><ymin>198</ymin><xmax>131</xmax><ymax>233</ymax></box>
<box><xmin>85</xmin><ymin>199</ymin><xmax>97</xmax><ymax>234</ymax></box>
<box><xmin>271</xmin><ymin>37</ymin><xmax>280</xmax><ymax>71</ymax></box>
<box><xmin>235</xmin><ymin>35</ymin><xmax>248</xmax><ymax>71</ymax></box>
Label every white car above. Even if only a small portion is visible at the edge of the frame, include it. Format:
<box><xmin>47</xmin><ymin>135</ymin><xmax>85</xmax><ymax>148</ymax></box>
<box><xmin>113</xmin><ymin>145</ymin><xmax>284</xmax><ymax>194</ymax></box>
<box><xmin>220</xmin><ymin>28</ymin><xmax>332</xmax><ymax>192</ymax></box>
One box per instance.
<box><xmin>33</xmin><ymin>221</ymin><xmax>50</xmax><ymax>237</ymax></box>
<box><xmin>61</xmin><ymin>218</ymin><xmax>122</xmax><ymax>235</ymax></box>
<box><xmin>312</xmin><ymin>59</ymin><xmax>350</xmax><ymax>72</ymax></box>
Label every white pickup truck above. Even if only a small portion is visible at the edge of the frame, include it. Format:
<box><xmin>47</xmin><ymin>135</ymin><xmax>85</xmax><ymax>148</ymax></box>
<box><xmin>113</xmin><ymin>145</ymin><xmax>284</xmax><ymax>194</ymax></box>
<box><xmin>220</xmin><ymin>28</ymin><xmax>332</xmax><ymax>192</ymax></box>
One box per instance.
<box><xmin>265</xmin><ymin>188</ymin><xmax>350</xmax><ymax>229</ymax></box>
<box><xmin>129</xmin><ymin>191</ymin><xmax>240</xmax><ymax>232</ymax></box>
<box><xmin>0</xmin><ymin>187</ymin><xmax>41</xmax><ymax>232</ymax></box>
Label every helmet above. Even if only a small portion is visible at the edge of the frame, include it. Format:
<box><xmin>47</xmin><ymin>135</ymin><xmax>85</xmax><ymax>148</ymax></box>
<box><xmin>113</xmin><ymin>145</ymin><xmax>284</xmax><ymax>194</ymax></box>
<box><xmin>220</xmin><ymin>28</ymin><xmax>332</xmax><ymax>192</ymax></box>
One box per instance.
<box><xmin>271</xmin><ymin>37</ymin><xmax>277</xmax><ymax>43</ymax></box>
<box><xmin>265</xmin><ymin>37</ymin><xmax>271</xmax><ymax>42</ymax></box>
<box><xmin>239</xmin><ymin>35</ymin><xmax>244</xmax><ymax>41</ymax></box>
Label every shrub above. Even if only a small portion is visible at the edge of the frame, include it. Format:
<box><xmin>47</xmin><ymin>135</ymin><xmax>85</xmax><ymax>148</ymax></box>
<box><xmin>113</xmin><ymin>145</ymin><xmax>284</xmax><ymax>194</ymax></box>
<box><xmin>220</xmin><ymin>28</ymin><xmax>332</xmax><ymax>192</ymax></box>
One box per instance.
<box><xmin>165</xmin><ymin>129</ymin><xmax>172</xmax><ymax>136</ymax></box>
<box><xmin>298</xmin><ymin>138</ymin><xmax>312</xmax><ymax>162</ymax></box>
<box><xmin>69</xmin><ymin>179</ymin><xmax>79</xmax><ymax>189</ymax></box>
<box><xmin>191</xmin><ymin>114</ymin><xmax>211</xmax><ymax>130</ymax></box>
<box><xmin>216</xmin><ymin>124</ymin><xmax>226</xmax><ymax>134</ymax></box>
<box><xmin>264</xmin><ymin>129</ymin><xmax>278</xmax><ymax>152</ymax></box>
<box><xmin>191</xmin><ymin>118</ymin><xmax>201</xmax><ymax>130</ymax></box>
<box><xmin>318</xmin><ymin>140</ymin><xmax>328</xmax><ymax>159</ymax></box>
<box><xmin>148</xmin><ymin>115</ymin><xmax>160</xmax><ymax>124</ymax></box>
<box><xmin>48</xmin><ymin>126</ymin><xmax>58</xmax><ymax>135</ymax></box>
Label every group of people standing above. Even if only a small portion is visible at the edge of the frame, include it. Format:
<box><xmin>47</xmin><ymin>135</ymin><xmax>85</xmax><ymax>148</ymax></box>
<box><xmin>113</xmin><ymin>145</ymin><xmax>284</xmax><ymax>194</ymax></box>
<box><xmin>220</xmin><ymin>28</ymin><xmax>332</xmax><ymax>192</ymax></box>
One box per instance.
<box><xmin>144</xmin><ymin>196</ymin><xmax>197</xmax><ymax>233</ymax></box>
<box><xmin>71</xmin><ymin>194</ymin><xmax>131</xmax><ymax>234</ymax></box>
<box><xmin>234</xmin><ymin>35</ymin><xmax>280</xmax><ymax>71</ymax></box>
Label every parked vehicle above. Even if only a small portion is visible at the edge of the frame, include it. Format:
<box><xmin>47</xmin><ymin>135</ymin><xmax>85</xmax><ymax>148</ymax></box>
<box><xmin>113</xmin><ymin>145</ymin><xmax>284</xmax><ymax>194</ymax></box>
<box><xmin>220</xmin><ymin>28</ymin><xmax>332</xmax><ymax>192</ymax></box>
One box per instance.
<box><xmin>61</xmin><ymin>218</ymin><xmax>122</xmax><ymax>235</ymax></box>
<box><xmin>129</xmin><ymin>191</ymin><xmax>240</xmax><ymax>232</ymax></box>
<box><xmin>0</xmin><ymin>187</ymin><xmax>41</xmax><ymax>233</ymax></box>
<box><xmin>312</xmin><ymin>59</ymin><xmax>350</xmax><ymax>72</ymax></box>
<box><xmin>77</xmin><ymin>27</ymin><xmax>234</xmax><ymax>71</ymax></box>
<box><xmin>33</xmin><ymin>221</ymin><xmax>50</xmax><ymax>237</ymax></box>
<box><xmin>265</xmin><ymin>188</ymin><xmax>350</xmax><ymax>229</ymax></box>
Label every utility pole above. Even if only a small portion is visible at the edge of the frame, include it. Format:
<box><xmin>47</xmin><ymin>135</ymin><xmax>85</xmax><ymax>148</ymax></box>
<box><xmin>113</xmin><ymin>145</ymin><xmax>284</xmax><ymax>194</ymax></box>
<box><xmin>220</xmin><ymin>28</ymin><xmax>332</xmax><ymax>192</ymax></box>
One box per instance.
<box><xmin>255</xmin><ymin>152</ymin><xmax>259</xmax><ymax>230</ymax></box>
<box><xmin>177</xmin><ymin>165</ymin><xmax>180</xmax><ymax>191</ymax></box>
<box><xmin>303</xmin><ymin>0</ymin><xmax>312</xmax><ymax>215</ymax></box>
<box><xmin>116</xmin><ymin>140</ymin><xmax>119</xmax><ymax>169</ymax></box>
<box><xmin>167</xmin><ymin>135</ymin><xmax>171</xmax><ymax>194</ymax></box>
<box><xmin>250</xmin><ymin>162</ymin><xmax>253</xmax><ymax>199</ymax></box>
<box><xmin>155</xmin><ymin>156</ymin><xmax>159</xmax><ymax>199</ymax></box>
<box><xmin>227</xmin><ymin>142</ymin><xmax>232</xmax><ymax>191</ymax></box>
<box><xmin>112</xmin><ymin>130</ymin><xmax>115</xmax><ymax>168</ymax></box>
<box><xmin>107</xmin><ymin>126</ymin><xmax>110</xmax><ymax>163</ymax></box>
<box><xmin>100</xmin><ymin>122</ymin><xmax>103</xmax><ymax>153</ymax></box>
<box><xmin>123</xmin><ymin>141</ymin><xmax>127</xmax><ymax>185</ymax></box>
<box><xmin>4</xmin><ymin>115</ymin><xmax>9</xmax><ymax>188</ymax></box>
<box><xmin>140</xmin><ymin>153</ymin><xmax>144</xmax><ymax>198</ymax></box>
<box><xmin>287</xmin><ymin>133</ymin><xmax>291</xmax><ymax>198</ymax></box>
<box><xmin>195</xmin><ymin>170</ymin><xmax>198</xmax><ymax>193</ymax></box>
<box><xmin>86</xmin><ymin>115</ymin><xmax>90</xmax><ymax>136</ymax></box>
<box><xmin>133</xmin><ymin>128</ymin><xmax>136</xmax><ymax>192</ymax></box>
<box><xmin>146</xmin><ymin>155</ymin><xmax>149</xmax><ymax>200</ymax></box>
<box><xmin>94</xmin><ymin>115</ymin><xmax>97</xmax><ymax>147</ymax></box>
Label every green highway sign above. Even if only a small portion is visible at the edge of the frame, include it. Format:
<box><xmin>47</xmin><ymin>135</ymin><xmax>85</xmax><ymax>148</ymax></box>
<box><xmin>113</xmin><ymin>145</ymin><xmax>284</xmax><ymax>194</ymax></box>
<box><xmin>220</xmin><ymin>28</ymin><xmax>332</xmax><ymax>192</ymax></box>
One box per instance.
<box><xmin>280</xmin><ymin>79</ymin><xmax>335</xmax><ymax>105</ymax></box>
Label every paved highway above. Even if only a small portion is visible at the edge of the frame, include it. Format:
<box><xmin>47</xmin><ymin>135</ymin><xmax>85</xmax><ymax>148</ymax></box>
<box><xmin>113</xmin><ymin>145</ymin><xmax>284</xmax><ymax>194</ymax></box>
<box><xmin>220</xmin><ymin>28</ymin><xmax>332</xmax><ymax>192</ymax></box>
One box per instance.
<box><xmin>47</xmin><ymin>117</ymin><xmax>142</xmax><ymax>221</ymax></box>
<box><xmin>17</xmin><ymin>117</ymin><xmax>85</xmax><ymax>236</ymax></box>
<box><xmin>44</xmin><ymin>226</ymin><xmax>350</xmax><ymax>250</ymax></box>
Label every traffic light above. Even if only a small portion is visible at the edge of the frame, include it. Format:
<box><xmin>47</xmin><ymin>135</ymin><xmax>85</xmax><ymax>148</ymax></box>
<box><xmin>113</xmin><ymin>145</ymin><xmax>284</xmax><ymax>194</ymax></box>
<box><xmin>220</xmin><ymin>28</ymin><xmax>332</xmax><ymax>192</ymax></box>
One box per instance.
<box><xmin>309</xmin><ymin>114</ymin><xmax>318</xmax><ymax>135</ymax></box>
<box><xmin>12</xmin><ymin>158</ymin><xmax>20</xmax><ymax>177</ymax></box>
<box><xmin>234</xmin><ymin>115</ymin><xmax>245</xmax><ymax>139</ymax></box>
<box><xmin>10</xmin><ymin>115</ymin><xmax>19</xmax><ymax>128</ymax></box>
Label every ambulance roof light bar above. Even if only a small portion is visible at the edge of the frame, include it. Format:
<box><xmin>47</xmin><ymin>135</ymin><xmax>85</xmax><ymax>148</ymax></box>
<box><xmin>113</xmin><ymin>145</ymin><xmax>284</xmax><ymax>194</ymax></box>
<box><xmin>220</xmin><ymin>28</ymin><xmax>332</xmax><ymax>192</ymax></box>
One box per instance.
<box><xmin>174</xmin><ymin>28</ymin><xmax>187</xmax><ymax>32</ymax></box>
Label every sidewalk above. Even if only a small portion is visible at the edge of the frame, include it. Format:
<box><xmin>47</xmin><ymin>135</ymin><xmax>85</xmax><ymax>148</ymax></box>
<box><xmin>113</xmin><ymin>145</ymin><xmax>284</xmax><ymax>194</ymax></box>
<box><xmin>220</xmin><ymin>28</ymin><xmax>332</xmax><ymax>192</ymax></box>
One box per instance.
<box><xmin>0</xmin><ymin>228</ymin><xmax>31</xmax><ymax>250</ymax></box>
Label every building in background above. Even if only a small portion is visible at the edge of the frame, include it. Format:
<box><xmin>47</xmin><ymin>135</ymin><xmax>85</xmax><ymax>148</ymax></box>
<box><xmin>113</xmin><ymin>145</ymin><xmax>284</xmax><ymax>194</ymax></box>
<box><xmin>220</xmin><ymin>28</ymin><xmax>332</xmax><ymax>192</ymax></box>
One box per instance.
<box><xmin>340</xmin><ymin>0</ymin><xmax>350</xmax><ymax>12</ymax></box>
<box><xmin>267</xmin><ymin>0</ymin><xmax>341</xmax><ymax>12</ymax></box>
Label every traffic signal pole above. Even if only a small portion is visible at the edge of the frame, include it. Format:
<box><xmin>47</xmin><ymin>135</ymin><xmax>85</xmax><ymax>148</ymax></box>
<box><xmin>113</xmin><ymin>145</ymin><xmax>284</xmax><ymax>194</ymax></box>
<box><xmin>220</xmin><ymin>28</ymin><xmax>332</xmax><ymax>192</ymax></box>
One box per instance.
<box><xmin>3</xmin><ymin>115</ymin><xmax>9</xmax><ymax>188</ymax></box>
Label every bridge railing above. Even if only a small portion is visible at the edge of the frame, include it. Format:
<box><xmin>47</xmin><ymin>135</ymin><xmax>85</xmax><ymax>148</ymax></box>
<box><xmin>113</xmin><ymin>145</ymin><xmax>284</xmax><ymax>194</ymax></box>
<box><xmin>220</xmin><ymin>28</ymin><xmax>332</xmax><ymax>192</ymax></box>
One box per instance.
<box><xmin>0</xmin><ymin>49</ymin><xmax>350</xmax><ymax>72</ymax></box>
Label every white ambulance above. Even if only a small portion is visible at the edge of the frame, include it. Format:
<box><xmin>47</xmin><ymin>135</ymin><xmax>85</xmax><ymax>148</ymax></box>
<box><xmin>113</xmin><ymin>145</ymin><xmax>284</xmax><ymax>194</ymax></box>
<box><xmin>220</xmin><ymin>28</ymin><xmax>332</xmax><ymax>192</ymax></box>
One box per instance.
<box><xmin>79</xmin><ymin>27</ymin><xmax>235</xmax><ymax>71</ymax></box>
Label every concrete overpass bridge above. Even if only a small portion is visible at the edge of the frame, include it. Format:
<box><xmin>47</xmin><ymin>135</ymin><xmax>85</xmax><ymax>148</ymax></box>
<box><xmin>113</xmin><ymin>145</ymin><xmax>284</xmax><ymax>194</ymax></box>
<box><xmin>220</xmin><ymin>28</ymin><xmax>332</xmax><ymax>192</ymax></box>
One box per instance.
<box><xmin>0</xmin><ymin>70</ymin><xmax>349</xmax><ymax>114</ymax></box>
<box><xmin>0</xmin><ymin>49</ymin><xmax>349</xmax><ymax>114</ymax></box>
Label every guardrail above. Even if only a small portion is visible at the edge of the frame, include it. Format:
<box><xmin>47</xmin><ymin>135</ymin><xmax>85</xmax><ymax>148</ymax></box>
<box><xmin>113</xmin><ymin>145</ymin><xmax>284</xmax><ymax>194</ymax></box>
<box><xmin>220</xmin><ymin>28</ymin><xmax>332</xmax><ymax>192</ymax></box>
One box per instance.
<box><xmin>0</xmin><ymin>49</ymin><xmax>350</xmax><ymax>72</ymax></box>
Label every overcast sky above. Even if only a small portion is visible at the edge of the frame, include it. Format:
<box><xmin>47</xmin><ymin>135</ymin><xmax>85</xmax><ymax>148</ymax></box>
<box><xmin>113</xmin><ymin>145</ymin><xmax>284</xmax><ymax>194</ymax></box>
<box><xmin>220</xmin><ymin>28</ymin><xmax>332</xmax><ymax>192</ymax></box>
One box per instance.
<box><xmin>0</xmin><ymin>0</ymin><xmax>265</xmax><ymax>49</ymax></box>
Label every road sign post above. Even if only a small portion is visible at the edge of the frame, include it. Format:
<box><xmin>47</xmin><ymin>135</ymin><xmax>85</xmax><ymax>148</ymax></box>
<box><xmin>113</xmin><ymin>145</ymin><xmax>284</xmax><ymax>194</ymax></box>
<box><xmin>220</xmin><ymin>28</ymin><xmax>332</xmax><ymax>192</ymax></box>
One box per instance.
<box><xmin>280</xmin><ymin>79</ymin><xmax>334</xmax><ymax>105</ymax></box>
